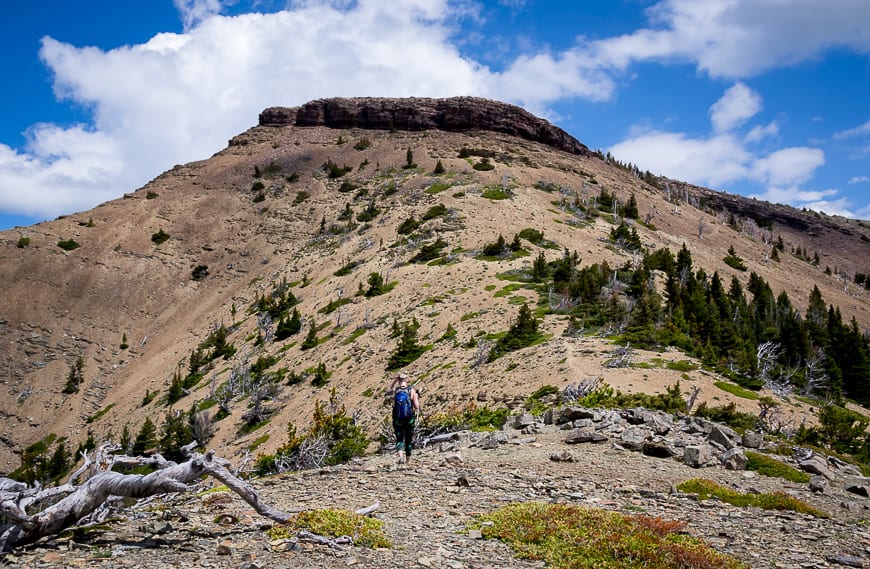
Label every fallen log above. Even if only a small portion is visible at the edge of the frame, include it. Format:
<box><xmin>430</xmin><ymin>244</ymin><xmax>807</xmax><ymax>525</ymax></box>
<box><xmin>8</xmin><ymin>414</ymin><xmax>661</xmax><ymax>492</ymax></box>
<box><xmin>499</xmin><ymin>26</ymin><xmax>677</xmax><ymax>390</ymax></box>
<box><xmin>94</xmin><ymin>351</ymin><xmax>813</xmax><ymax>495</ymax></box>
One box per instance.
<box><xmin>0</xmin><ymin>442</ymin><xmax>294</xmax><ymax>552</ymax></box>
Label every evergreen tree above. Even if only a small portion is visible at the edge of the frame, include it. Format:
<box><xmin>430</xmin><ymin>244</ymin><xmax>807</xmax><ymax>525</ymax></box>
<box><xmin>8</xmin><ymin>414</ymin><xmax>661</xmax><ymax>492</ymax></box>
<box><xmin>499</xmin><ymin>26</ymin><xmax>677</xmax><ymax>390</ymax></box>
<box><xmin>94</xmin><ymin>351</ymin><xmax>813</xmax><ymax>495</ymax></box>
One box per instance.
<box><xmin>301</xmin><ymin>320</ymin><xmax>318</xmax><ymax>350</ymax></box>
<box><xmin>276</xmin><ymin>307</ymin><xmax>302</xmax><ymax>340</ymax></box>
<box><xmin>386</xmin><ymin>322</ymin><xmax>426</xmax><ymax>370</ymax></box>
<box><xmin>167</xmin><ymin>370</ymin><xmax>184</xmax><ymax>404</ymax></box>
<box><xmin>132</xmin><ymin>417</ymin><xmax>158</xmax><ymax>455</ymax></box>
<box><xmin>159</xmin><ymin>410</ymin><xmax>193</xmax><ymax>462</ymax></box>
<box><xmin>433</xmin><ymin>159</ymin><xmax>445</xmax><ymax>174</ymax></box>
<box><xmin>531</xmin><ymin>251</ymin><xmax>548</xmax><ymax>282</ymax></box>
<box><xmin>62</xmin><ymin>357</ymin><xmax>85</xmax><ymax>394</ymax></box>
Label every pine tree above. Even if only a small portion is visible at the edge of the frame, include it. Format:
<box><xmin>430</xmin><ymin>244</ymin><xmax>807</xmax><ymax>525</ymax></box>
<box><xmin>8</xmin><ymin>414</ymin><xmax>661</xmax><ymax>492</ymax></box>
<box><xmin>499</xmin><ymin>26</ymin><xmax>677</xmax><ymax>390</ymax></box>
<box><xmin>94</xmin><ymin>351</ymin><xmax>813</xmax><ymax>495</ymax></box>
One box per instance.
<box><xmin>132</xmin><ymin>417</ymin><xmax>158</xmax><ymax>455</ymax></box>
<box><xmin>433</xmin><ymin>159</ymin><xmax>445</xmax><ymax>174</ymax></box>
<box><xmin>62</xmin><ymin>357</ymin><xmax>85</xmax><ymax>394</ymax></box>
<box><xmin>159</xmin><ymin>410</ymin><xmax>193</xmax><ymax>462</ymax></box>
<box><xmin>301</xmin><ymin>320</ymin><xmax>318</xmax><ymax>350</ymax></box>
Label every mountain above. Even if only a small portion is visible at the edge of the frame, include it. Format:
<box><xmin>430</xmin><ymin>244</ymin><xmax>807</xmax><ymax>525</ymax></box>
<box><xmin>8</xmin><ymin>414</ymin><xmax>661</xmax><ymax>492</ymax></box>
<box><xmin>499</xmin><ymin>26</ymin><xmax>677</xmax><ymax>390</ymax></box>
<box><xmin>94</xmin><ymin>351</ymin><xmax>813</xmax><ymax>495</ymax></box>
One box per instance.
<box><xmin>1</xmin><ymin>96</ymin><xmax>869</xmax><ymax>474</ymax></box>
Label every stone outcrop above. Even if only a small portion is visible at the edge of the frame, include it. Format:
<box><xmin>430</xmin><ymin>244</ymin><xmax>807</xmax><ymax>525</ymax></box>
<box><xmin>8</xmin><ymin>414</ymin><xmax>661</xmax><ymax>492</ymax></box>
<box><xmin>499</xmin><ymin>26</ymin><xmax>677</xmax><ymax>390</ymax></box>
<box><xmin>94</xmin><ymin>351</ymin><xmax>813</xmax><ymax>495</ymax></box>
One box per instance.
<box><xmin>259</xmin><ymin>97</ymin><xmax>590</xmax><ymax>156</ymax></box>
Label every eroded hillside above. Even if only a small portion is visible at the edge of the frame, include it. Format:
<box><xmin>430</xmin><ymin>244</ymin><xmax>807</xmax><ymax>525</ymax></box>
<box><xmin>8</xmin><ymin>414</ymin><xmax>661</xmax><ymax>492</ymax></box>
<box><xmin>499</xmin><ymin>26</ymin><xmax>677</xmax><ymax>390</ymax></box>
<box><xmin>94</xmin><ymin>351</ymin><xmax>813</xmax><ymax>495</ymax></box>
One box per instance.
<box><xmin>1</xmin><ymin>97</ymin><xmax>869</xmax><ymax>473</ymax></box>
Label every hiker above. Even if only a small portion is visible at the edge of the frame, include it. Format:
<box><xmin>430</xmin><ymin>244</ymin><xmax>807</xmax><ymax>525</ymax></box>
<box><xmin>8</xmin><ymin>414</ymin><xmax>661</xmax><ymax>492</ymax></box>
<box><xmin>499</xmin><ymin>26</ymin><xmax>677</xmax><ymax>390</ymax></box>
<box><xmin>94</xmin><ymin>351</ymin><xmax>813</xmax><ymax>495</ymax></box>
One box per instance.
<box><xmin>389</xmin><ymin>372</ymin><xmax>420</xmax><ymax>463</ymax></box>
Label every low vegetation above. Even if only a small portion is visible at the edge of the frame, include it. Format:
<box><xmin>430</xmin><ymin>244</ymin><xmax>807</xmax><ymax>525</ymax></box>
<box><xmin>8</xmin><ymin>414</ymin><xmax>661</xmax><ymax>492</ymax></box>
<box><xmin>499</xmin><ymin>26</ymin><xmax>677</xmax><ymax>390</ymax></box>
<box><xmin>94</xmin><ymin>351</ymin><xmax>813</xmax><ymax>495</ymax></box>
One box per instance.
<box><xmin>269</xmin><ymin>508</ymin><xmax>390</xmax><ymax>548</ymax></box>
<box><xmin>476</xmin><ymin>502</ymin><xmax>747</xmax><ymax>569</ymax></box>
<box><xmin>676</xmin><ymin>479</ymin><xmax>827</xmax><ymax>518</ymax></box>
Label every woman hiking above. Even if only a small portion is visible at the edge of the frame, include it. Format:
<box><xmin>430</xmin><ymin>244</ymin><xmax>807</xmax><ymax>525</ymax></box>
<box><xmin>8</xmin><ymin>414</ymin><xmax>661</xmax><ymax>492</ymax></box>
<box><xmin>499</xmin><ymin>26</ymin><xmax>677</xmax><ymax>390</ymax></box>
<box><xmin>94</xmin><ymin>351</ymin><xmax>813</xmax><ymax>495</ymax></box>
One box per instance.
<box><xmin>389</xmin><ymin>372</ymin><xmax>420</xmax><ymax>464</ymax></box>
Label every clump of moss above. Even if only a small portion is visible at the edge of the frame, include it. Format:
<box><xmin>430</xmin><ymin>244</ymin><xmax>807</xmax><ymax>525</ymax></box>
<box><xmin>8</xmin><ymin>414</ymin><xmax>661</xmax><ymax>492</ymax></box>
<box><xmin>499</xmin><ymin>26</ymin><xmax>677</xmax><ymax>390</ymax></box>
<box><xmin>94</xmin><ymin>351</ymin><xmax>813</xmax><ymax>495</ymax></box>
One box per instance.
<box><xmin>268</xmin><ymin>508</ymin><xmax>391</xmax><ymax>548</ymax></box>
<box><xmin>476</xmin><ymin>502</ymin><xmax>747</xmax><ymax>569</ymax></box>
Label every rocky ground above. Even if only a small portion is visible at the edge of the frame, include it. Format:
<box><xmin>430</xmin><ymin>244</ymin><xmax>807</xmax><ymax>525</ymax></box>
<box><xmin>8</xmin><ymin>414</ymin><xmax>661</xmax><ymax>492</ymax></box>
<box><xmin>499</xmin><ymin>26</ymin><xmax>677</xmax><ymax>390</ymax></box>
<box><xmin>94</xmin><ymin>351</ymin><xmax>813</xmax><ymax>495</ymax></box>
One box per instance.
<box><xmin>3</xmin><ymin>421</ymin><xmax>869</xmax><ymax>569</ymax></box>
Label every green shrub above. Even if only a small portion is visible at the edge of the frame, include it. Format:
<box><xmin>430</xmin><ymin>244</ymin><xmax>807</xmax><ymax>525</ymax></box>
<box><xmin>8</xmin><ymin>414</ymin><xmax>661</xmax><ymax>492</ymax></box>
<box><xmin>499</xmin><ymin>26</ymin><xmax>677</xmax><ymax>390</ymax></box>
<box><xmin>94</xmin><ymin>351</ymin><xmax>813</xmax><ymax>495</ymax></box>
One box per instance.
<box><xmin>422</xmin><ymin>203</ymin><xmax>448</xmax><ymax>220</ymax></box>
<box><xmin>517</xmin><ymin>228</ymin><xmax>545</xmax><ymax>245</ymax></box>
<box><xmin>151</xmin><ymin>229</ymin><xmax>170</xmax><ymax>244</ymax></box>
<box><xmin>425</xmin><ymin>182</ymin><xmax>452</xmax><ymax>194</ymax></box>
<box><xmin>146</xmin><ymin>190</ymin><xmax>159</xmax><ymax>199</ymax></box>
<box><xmin>397</xmin><ymin>216</ymin><xmax>420</xmax><ymax>235</ymax></box>
<box><xmin>16</xmin><ymin>236</ymin><xmax>30</xmax><ymax>248</ymax></box>
<box><xmin>433</xmin><ymin>159</ymin><xmax>445</xmax><ymax>174</ymax></box>
<box><xmin>251</xmin><ymin>181</ymin><xmax>265</xmax><ymax>192</ymax></box>
<box><xmin>57</xmin><ymin>239</ymin><xmax>80</xmax><ymax>251</ymax></box>
<box><xmin>482</xmin><ymin>188</ymin><xmax>509</xmax><ymax>199</ymax></box>
<box><xmin>723</xmin><ymin>246</ymin><xmax>747</xmax><ymax>271</ymax></box>
<box><xmin>744</xmin><ymin>451</ymin><xmax>810</xmax><ymax>483</ymax></box>
<box><xmin>694</xmin><ymin>401</ymin><xmax>756</xmax><ymax>431</ymax></box>
<box><xmin>473</xmin><ymin>157</ymin><xmax>495</xmax><ymax>171</ymax></box>
<box><xmin>353</xmin><ymin>137</ymin><xmax>371</xmax><ymax>151</ymax></box>
<box><xmin>579</xmin><ymin>382</ymin><xmax>686</xmax><ymax>414</ymax></box>
<box><xmin>410</xmin><ymin>238</ymin><xmax>447</xmax><ymax>263</ymax></box>
<box><xmin>191</xmin><ymin>265</ymin><xmax>209</xmax><ymax>281</ymax></box>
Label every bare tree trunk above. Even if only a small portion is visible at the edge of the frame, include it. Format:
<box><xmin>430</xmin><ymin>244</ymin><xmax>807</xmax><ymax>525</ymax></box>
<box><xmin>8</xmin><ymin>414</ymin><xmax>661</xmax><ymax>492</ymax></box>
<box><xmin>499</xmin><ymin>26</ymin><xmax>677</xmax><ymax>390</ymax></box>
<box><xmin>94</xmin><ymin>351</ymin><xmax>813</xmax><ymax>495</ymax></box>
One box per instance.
<box><xmin>0</xmin><ymin>444</ymin><xmax>293</xmax><ymax>552</ymax></box>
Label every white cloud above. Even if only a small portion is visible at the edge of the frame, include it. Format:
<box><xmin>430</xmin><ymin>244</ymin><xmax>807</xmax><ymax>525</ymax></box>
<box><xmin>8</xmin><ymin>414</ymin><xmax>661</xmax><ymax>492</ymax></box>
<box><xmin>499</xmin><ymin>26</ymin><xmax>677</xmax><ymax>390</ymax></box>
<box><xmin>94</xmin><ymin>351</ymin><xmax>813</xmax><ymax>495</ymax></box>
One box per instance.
<box><xmin>750</xmin><ymin>147</ymin><xmax>824</xmax><ymax>187</ymax></box>
<box><xmin>609</xmin><ymin>83</ymin><xmax>836</xmax><ymax>214</ymax></box>
<box><xmin>174</xmin><ymin>0</ymin><xmax>227</xmax><ymax>31</ymax></box>
<box><xmin>709</xmin><ymin>82</ymin><xmax>761</xmax><ymax>132</ymax></box>
<box><xmin>744</xmin><ymin>121</ymin><xmax>779</xmax><ymax>143</ymax></box>
<box><xmin>834</xmin><ymin>119</ymin><xmax>870</xmax><ymax>140</ymax></box>
<box><xmin>609</xmin><ymin>131</ymin><xmax>751</xmax><ymax>187</ymax></box>
<box><xmin>754</xmin><ymin>188</ymin><xmax>854</xmax><ymax>218</ymax></box>
<box><xmin>849</xmin><ymin>176</ymin><xmax>870</xmax><ymax>184</ymax></box>
<box><xmin>594</xmin><ymin>0</ymin><xmax>870</xmax><ymax>78</ymax></box>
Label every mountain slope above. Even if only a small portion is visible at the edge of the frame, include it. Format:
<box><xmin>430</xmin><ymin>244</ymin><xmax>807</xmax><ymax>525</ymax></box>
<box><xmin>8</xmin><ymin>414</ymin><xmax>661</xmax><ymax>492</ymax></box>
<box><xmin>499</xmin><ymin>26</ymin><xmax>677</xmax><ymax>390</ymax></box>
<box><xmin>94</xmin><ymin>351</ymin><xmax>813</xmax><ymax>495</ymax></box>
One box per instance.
<box><xmin>1</xmin><ymin>97</ymin><xmax>868</xmax><ymax>472</ymax></box>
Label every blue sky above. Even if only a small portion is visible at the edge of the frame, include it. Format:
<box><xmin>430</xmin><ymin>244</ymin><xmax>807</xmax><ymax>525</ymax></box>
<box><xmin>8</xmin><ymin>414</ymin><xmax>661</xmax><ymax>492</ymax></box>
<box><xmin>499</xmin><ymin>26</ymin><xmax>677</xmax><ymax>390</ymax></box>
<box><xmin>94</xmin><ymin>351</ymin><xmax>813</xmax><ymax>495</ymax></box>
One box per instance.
<box><xmin>1</xmin><ymin>0</ymin><xmax>869</xmax><ymax>230</ymax></box>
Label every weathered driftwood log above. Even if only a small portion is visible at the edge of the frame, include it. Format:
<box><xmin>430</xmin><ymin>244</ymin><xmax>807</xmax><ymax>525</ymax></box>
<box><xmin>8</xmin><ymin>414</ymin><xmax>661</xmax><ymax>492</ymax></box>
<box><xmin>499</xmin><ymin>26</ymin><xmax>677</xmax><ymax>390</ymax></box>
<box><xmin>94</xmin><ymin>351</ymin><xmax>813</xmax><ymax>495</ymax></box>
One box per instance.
<box><xmin>0</xmin><ymin>442</ymin><xmax>295</xmax><ymax>552</ymax></box>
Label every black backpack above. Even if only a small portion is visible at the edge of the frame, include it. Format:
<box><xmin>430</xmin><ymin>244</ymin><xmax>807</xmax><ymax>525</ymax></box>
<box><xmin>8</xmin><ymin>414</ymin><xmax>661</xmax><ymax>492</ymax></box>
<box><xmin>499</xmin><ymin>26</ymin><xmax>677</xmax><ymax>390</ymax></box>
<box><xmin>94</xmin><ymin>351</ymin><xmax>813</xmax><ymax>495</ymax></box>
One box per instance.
<box><xmin>393</xmin><ymin>386</ymin><xmax>414</xmax><ymax>420</ymax></box>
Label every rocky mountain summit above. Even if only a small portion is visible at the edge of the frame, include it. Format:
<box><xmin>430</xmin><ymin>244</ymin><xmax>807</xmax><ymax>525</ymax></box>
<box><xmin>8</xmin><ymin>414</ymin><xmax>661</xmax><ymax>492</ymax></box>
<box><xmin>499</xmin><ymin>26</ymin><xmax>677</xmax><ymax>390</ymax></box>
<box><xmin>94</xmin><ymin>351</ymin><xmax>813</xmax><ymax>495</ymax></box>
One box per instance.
<box><xmin>257</xmin><ymin>96</ymin><xmax>590</xmax><ymax>156</ymax></box>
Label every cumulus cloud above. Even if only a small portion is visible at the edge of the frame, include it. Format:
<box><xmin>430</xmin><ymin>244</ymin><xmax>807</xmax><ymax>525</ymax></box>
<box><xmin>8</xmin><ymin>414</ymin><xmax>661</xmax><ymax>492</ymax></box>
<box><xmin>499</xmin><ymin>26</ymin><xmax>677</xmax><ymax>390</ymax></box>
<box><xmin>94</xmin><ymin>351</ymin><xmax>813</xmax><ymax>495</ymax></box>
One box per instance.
<box><xmin>744</xmin><ymin>121</ymin><xmax>779</xmax><ymax>144</ymax></box>
<box><xmin>849</xmin><ymin>176</ymin><xmax>870</xmax><ymax>184</ymax></box>
<box><xmin>608</xmin><ymin>84</ymin><xmax>846</xmax><ymax>214</ymax></box>
<box><xmin>174</xmin><ymin>0</ymin><xmax>227</xmax><ymax>31</ymax></box>
<box><xmin>594</xmin><ymin>0</ymin><xmax>870</xmax><ymax>78</ymax></box>
<box><xmin>709</xmin><ymin>82</ymin><xmax>761</xmax><ymax>132</ymax></box>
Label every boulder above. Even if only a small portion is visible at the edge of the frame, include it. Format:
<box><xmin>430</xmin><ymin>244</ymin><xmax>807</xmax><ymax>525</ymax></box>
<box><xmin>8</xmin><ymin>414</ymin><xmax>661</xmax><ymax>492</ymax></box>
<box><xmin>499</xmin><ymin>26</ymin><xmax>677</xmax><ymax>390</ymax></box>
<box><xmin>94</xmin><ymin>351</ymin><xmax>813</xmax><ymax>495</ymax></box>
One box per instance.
<box><xmin>549</xmin><ymin>450</ymin><xmax>575</xmax><ymax>462</ymax></box>
<box><xmin>682</xmin><ymin>417</ymin><xmax>714</xmax><ymax>435</ymax></box>
<box><xmin>845</xmin><ymin>484</ymin><xmax>869</xmax><ymax>498</ymax></box>
<box><xmin>513</xmin><ymin>413</ymin><xmax>537</xmax><ymax>429</ymax></box>
<box><xmin>721</xmin><ymin>448</ymin><xmax>748</xmax><ymax>470</ymax></box>
<box><xmin>619</xmin><ymin>426</ymin><xmax>652</xmax><ymax>451</ymax></box>
<box><xmin>809</xmin><ymin>475</ymin><xmax>828</xmax><ymax>493</ymax></box>
<box><xmin>683</xmin><ymin>445</ymin><xmax>712</xmax><ymax>468</ymax></box>
<box><xmin>565</xmin><ymin>429</ymin><xmax>608</xmax><ymax>444</ymax></box>
<box><xmin>558</xmin><ymin>406</ymin><xmax>597</xmax><ymax>424</ymax></box>
<box><xmin>641</xmin><ymin>440</ymin><xmax>676</xmax><ymax>458</ymax></box>
<box><xmin>800</xmin><ymin>456</ymin><xmax>836</xmax><ymax>480</ymax></box>
<box><xmin>741</xmin><ymin>431</ymin><xmax>764</xmax><ymax>449</ymax></box>
<box><xmin>708</xmin><ymin>424</ymin><xmax>739</xmax><ymax>450</ymax></box>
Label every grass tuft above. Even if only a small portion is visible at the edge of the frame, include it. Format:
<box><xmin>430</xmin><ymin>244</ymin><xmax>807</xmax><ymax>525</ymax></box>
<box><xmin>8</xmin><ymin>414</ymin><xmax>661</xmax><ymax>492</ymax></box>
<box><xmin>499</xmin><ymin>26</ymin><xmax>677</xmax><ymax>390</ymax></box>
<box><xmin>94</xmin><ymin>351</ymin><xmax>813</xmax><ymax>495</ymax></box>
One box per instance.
<box><xmin>677</xmin><ymin>478</ymin><xmax>826</xmax><ymax>517</ymax></box>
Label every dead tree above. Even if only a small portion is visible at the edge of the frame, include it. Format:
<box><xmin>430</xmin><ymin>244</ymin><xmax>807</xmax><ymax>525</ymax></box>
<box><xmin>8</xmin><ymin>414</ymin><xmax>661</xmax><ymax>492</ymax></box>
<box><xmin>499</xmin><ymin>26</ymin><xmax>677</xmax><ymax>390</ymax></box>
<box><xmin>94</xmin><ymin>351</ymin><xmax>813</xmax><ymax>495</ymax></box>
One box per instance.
<box><xmin>0</xmin><ymin>443</ymin><xmax>296</xmax><ymax>552</ymax></box>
